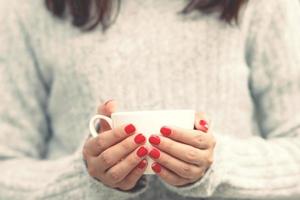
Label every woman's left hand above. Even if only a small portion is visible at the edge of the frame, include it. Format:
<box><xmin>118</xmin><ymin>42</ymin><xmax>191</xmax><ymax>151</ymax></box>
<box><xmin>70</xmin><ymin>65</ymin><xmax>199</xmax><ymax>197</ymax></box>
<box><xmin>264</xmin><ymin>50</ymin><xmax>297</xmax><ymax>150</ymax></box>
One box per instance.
<box><xmin>148</xmin><ymin>114</ymin><xmax>216</xmax><ymax>186</ymax></box>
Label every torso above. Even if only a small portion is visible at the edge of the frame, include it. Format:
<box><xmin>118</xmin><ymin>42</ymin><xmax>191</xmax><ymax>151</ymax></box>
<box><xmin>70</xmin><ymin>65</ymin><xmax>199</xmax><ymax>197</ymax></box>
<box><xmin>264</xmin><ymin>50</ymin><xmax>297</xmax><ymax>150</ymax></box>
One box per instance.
<box><xmin>24</xmin><ymin>0</ymin><xmax>257</xmax><ymax>161</ymax></box>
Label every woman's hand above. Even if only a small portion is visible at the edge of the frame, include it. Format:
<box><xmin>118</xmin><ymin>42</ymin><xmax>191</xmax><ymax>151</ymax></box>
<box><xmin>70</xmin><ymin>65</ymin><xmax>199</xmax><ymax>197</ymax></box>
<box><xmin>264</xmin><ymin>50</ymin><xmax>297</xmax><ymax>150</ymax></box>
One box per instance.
<box><xmin>148</xmin><ymin>113</ymin><xmax>216</xmax><ymax>186</ymax></box>
<box><xmin>83</xmin><ymin>100</ymin><xmax>148</xmax><ymax>191</ymax></box>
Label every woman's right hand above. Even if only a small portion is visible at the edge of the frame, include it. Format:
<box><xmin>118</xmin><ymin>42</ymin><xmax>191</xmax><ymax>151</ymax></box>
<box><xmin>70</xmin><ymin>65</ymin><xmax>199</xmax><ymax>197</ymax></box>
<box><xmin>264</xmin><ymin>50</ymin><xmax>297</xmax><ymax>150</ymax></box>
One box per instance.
<box><xmin>83</xmin><ymin>100</ymin><xmax>148</xmax><ymax>191</ymax></box>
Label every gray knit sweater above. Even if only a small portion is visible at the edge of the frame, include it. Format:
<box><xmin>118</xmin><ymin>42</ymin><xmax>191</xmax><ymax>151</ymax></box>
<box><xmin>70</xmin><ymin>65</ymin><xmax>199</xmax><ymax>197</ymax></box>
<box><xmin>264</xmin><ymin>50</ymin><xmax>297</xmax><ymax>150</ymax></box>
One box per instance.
<box><xmin>0</xmin><ymin>0</ymin><xmax>300</xmax><ymax>199</ymax></box>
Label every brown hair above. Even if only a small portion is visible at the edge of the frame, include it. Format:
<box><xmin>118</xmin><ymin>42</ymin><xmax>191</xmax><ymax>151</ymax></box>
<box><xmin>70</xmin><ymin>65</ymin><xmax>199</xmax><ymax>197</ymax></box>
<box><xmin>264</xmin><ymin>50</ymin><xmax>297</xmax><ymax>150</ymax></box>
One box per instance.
<box><xmin>46</xmin><ymin>0</ymin><xmax>244</xmax><ymax>31</ymax></box>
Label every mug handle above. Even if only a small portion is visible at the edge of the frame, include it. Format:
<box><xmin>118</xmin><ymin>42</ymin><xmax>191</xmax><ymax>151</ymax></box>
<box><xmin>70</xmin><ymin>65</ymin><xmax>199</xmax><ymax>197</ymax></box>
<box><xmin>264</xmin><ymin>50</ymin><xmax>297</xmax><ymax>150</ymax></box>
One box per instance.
<box><xmin>89</xmin><ymin>115</ymin><xmax>113</xmax><ymax>137</ymax></box>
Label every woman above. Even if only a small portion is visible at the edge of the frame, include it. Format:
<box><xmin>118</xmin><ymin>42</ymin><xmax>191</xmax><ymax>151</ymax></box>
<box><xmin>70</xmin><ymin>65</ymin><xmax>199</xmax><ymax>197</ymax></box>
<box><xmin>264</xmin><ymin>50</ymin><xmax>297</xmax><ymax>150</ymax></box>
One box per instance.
<box><xmin>0</xmin><ymin>0</ymin><xmax>299</xmax><ymax>199</ymax></box>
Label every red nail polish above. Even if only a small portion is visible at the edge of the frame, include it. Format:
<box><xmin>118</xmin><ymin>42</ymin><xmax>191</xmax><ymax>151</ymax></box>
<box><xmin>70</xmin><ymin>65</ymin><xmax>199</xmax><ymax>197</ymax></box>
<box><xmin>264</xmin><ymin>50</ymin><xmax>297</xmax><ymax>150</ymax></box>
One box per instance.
<box><xmin>160</xmin><ymin>126</ymin><xmax>171</xmax><ymax>136</ymax></box>
<box><xmin>137</xmin><ymin>159</ymin><xmax>147</xmax><ymax>169</ymax></box>
<box><xmin>151</xmin><ymin>162</ymin><xmax>161</xmax><ymax>173</ymax></box>
<box><xmin>149</xmin><ymin>148</ymin><xmax>160</xmax><ymax>159</ymax></box>
<box><xmin>149</xmin><ymin>135</ymin><xmax>160</xmax><ymax>145</ymax></box>
<box><xmin>137</xmin><ymin>146</ymin><xmax>148</xmax><ymax>157</ymax></box>
<box><xmin>199</xmin><ymin>126</ymin><xmax>208</xmax><ymax>133</ymax></box>
<box><xmin>134</xmin><ymin>133</ymin><xmax>146</xmax><ymax>144</ymax></box>
<box><xmin>199</xmin><ymin>120</ymin><xmax>208</xmax><ymax>132</ymax></box>
<box><xmin>125</xmin><ymin>124</ymin><xmax>136</xmax><ymax>134</ymax></box>
<box><xmin>199</xmin><ymin>120</ymin><xmax>208</xmax><ymax>127</ymax></box>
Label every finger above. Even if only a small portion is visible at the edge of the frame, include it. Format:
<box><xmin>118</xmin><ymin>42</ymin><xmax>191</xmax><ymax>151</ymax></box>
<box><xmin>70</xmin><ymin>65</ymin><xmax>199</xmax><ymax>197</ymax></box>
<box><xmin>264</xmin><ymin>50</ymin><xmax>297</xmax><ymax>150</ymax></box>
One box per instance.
<box><xmin>151</xmin><ymin>162</ymin><xmax>190</xmax><ymax>186</ymax></box>
<box><xmin>84</xmin><ymin>123</ymin><xmax>137</xmax><ymax>156</ymax></box>
<box><xmin>194</xmin><ymin>112</ymin><xmax>210</xmax><ymax>133</ymax></box>
<box><xmin>149</xmin><ymin>135</ymin><xmax>205</xmax><ymax>165</ymax></box>
<box><xmin>96</xmin><ymin>133</ymin><xmax>146</xmax><ymax>171</ymax></box>
<box><xmin>117</xmin><ymin>160</ymin><xmax>148</xmax><ymax>191</ymax></box>
<box><xmin>159</xmin><ymin>126</ymin><xmax>214</xmax><ymax>149</ymax></box>
<box><xmin>104</xmin><ymin>146</ymin><xmax>148</xmax><ymax>184</ymax></box>
<box><xmin>84</xmin><ymin>155</ymin><xmax>101</xmax><ymax>179</ymax></box>
<box><xmin>97</xmin><ymin>100</ymin><xmax>117</xmax><ymax>133</ymax></box>
<box><xmin>148</xmin><ymin>148</ymin><xmax>201</xmax><ymax>179</ymax></box>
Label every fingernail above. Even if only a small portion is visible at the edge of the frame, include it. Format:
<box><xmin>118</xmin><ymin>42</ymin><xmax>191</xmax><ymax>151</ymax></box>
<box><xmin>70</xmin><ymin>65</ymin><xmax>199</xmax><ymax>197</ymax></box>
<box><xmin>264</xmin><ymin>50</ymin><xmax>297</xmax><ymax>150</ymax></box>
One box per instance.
<box><xmin>125</xmin><ymin>124</ymin><xmax>136</xmax><ymax>134</ymax></box>
<box><xmin>160</xmin><ymin>126</ymin><xmax>171</xmax><ymax>136</ymax></box>
<box><xmin>151</xmin><ymin>162</ymin><xmax>161</xmax><ymax>173</ymax></box>
<box><xmin>137</xmin><ymin>146</ymin><xmax>148</xmax><ymax>157</ymax></box>
<box><xmin>149</xmin><ymin>148</ymin><xmax>160</xmax><ymax>159</ymax></box>
<box><xmin>137</xmin><ymin>159</ymin><xmax>147</xmax><ymax>169</ymax></box>
<box><xmin>134</xmin><ymin>133</ymin><xmax>146</xmax><ymax>144</ymax></box>
<box><xmin>199</xmin><ymin>120</ymin><xmax>208</xmax><ymax>132</ymax></box>
<box><xmin>149</xmin><ymin>135</ymin><xmax>160</xmax><ymax>145</ymax></box>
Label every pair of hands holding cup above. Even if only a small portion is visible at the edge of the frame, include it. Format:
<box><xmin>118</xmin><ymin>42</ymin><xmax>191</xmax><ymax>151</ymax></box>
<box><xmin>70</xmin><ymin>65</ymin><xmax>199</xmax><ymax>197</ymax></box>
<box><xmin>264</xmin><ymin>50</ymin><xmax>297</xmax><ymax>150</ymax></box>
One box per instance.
<box><xmin>83</xmin><ymin>100</ymin><xmax>216</xmax><ymax>191</ymax></box>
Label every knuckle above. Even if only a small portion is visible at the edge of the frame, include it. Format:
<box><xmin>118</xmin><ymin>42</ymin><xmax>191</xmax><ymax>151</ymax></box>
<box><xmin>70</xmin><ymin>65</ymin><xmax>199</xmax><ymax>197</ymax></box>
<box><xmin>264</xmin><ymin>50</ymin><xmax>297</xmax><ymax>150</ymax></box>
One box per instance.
<box><xmin>193</xmin><ymin>134</ymin><xmax>205</xmax><ymax>148</ymax></box>
<box><xmin>194</xmin><ymin>167</ymin><xmax>204</xmax><ymax>178</ymax></box>
<box><xmin>113</xmin><ymin>129</ymin><xmax>123</xmax><ymax>140</ymax></box>
<box><xmin>83</xmin><ymin>141</ymin><xmax>89</xmax><ymax>151</ymax></box>
<box><xmin>128</xmin><ymin>154</ymin><xmax>139</xmax><ymax>166</ymax></box>
<box><xmin>120</xmin><ymin>139</ymin><xmax>132</xmax><ymax>151</ymax></box>
<box><xmin>200</xmin><ymin>168</ymin><xmax>206</xmax><ymax>177</ymax></box>
<box><xmin>189</xmin><ymin>168</ymin><xmax>204</xmax><ymax>182</ymax></box>
<box><xmin>108</xmin><ymin>170</ymin><xmax>122</xmax><ymax>183</ymax></box>
<box><xmin>179</xmin><ymin>164</ymin><xmax>192</xmax><ymax>178</ymax></box>
<box><xmin>87</xmin><ymin>165</ymin><xmax>98</xmax><ymax>177</ymax></box>
<box><xmin>170</xmin><ymin>176</ymin><xmax>186</xmax><ymax>186</ymax></box>
<box><xmin>103</xmin><ymin>181</ymin><xmax>117</xmax><ymax>189</ymax></box>
<box><xmin>211</xmin><ymin>136</ymin><xmax>216</xmax><ymax>147</ymax></box>
<box><xmin>207</xmin><ymin>155</ymin><xmax>214</xmax><ymax>166</ymax></box>
<box><xmin>185</xmin><ymin>149</ymin><xmax>199</xmax><ymax>163</ymax></box>
<box><xmin>125</xmin><ymin>184</ymin><xmax>135</xmax><ymax>191</ymax></box>
<box><xmin>194</xmin><ymin>134</ymin><xmax>204</xmax><ymax>144</ymax></box>
<box><xmin>130</xmin><ymin>168</ymin><xmax>144</xmax><ymax>181</ymax></box>
<box><xmin>96</xmin><ymin>136</ymin><xmax>105</xmax><ymax>150</ymax></box>
<box><xmin>177</xmin><ymin>179</ymin><xmax>188</xmax><ymax>186</ymax></box>
<box><xmin>101</xmin><ymin>152</ymin><xmax>114</xmax><ymax>166</ymax></box>
<box><xmin>82</xmin><ymin>147</ymin><xmax>89</xmax><ymax>160</ymax></box>
<box><xmin>163</xmin><ymin>139</ymin><xmax>173</xmax><ymax>152</ymax></box>
<box><xmin>160</xmin><ymin>157</ymin><xmax>170</xmax><ymax>167</ymax></box>
<box><xmin>117</xmin><ymin>185</ymin><xmax>127</xmax><ymax>191</ymax></box>
<box><xmin>119</xmin><ymin>182</ymin><xmax>135</xmax><ymax>191</ymax></box>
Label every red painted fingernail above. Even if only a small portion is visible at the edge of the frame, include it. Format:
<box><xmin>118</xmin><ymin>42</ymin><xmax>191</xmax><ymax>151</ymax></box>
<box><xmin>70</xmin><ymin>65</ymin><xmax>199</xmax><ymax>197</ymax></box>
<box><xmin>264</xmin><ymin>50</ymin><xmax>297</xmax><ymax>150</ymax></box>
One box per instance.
<box><xmin>137</xmin><ymin>146</ymin><xmax>148</xmax><ymax>157</ymax></box>
<box><xmin>149</xmin><ymin>135</ymin><xmax>160</xmax><ymax>145</ymax></box>
<box><xmin>199</xmin><ymin>126</ymin><xmax>208</xmax><ymax>133</ymax></box>
<box><xmin>151</xmin><ymin>162</ymin><xmax>161</xmax><ymax>173</ymax></box>
<box><xmin>199</xmin><ymin>120</ymin><xmax>208</xmax><ymax>132</ymax></box>
<box><xmin>160</xmin><ymin>126</ymin><xmax>171</xmax><ymax>136</ymax></box>
<box><xmin>137</xmin><ymin>159</ymin><xmax>147</xmax><ymax>169</ymax></box>
<box><xmin>125</xmin><ymin>124</ymin><xmax>136</xmax><ymax>134</ymax></box>
<box><xmin>134</xmin><ymin>133</ymin><xmax>146</xmax><ymax>144</ymax></box>
<box><xmin>149</xmin><ymin>148</ymin><xmax>160</xmax><ymax>159</ymax></box>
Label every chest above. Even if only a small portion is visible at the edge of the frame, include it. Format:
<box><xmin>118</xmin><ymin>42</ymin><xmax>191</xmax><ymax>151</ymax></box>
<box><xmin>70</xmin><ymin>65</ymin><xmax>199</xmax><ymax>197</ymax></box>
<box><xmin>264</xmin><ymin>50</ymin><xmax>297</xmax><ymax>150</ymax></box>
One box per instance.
<box><xmin>34</xmin><ymin>2</ymin><xmax>255</xmax><ymax>152</ymax></box>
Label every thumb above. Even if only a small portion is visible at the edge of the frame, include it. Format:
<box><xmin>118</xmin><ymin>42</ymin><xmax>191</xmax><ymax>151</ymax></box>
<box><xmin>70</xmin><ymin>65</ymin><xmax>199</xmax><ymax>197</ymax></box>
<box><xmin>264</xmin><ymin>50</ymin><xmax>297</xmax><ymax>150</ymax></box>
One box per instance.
<box><xmin>194</xmin><ymin>112</ymin><xmax>210</xmax><ymax>133</ymax></box>
<box><xmin>97</xmin><ymin>99</ymin><xmax>117</xmax><ymax>133</ymax></box>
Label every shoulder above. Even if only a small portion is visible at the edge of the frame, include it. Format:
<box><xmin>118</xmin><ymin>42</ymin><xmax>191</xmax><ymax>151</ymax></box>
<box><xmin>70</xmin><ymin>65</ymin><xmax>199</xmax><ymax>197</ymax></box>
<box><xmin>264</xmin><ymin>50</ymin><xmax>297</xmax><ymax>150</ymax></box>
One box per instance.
<box><xmin>240</xmin><ymin>0</ymin><xmax>300</xmax><ymax>37</ymax></box>
<box><xmin>243</xmin><ymin>0</ymin><xmax>299</xmax><ymax>14</ymax></box>
<box><xmin>243</xmin><ymin>0</ymin><xmax>300</xmax><ymax>23</ymax></box>
<box><xmin>0</xmin><ymin>0</ymin><xmax>59</xmax><ymax>33</ymax></box>
<box><xmin>0</xmin><ymin>0</ymin><xmax>44</xmax><ymax>19</ymax></box>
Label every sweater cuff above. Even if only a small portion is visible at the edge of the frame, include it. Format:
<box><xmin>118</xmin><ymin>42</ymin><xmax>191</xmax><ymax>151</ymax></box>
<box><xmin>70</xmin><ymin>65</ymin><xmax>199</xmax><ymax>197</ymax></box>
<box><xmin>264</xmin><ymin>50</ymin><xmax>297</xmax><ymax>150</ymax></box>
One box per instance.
<box><xmin>161</xmin><ymin>133</ymin><xmax>225</xmax><ymax>198</ymax></box>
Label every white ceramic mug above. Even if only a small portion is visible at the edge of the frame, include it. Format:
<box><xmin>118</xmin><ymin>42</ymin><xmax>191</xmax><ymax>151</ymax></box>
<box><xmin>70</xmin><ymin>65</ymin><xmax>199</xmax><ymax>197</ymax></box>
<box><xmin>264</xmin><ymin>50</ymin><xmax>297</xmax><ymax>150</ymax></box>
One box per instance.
<box><xmin>89</xmin><ymin>109</ymin><xmax>195</xmax><ymax>174</ymax></box>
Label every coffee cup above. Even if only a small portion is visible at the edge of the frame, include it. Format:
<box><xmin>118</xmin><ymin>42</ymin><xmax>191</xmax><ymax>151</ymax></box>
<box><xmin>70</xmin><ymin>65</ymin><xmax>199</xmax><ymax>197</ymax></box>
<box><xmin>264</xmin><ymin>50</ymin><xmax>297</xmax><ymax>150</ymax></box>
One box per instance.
<box><xmin>89</xmin><ymin>109</ymin><xmax>195</xmax><ymax>174</ymax></box>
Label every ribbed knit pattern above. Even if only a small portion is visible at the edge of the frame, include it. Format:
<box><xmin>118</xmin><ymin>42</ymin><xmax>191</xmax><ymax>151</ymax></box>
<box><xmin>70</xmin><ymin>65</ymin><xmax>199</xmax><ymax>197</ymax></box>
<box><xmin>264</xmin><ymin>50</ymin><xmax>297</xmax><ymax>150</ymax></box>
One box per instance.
<box><xmin>0</xmin><ymin>0</ymin><xmax>300</xmax><ymax>199</ymax></box>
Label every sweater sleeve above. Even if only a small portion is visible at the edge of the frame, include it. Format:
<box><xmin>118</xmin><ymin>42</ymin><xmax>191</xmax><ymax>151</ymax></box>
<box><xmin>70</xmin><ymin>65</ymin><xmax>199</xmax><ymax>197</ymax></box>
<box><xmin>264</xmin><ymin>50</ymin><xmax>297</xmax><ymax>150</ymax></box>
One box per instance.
<box><xmin>0</xmin><ymin>3</ymin><xmax>147</xmax><ymax>200</ymax></box>
<box><xmin>162</xmin><ymin>0</ymin><xmax>300</xmax><ymax>199</ymax></box>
